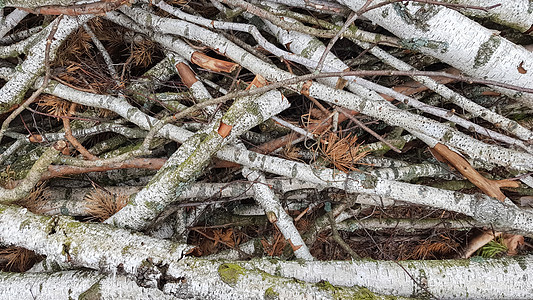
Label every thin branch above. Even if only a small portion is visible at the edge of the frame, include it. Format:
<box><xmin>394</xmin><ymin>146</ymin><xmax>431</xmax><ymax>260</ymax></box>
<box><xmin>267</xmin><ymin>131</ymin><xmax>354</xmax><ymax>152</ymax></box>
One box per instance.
<box><xmin>0</xmin><ymin>15</ymin><xmax>63</xmax><ymax>144</ymax></box>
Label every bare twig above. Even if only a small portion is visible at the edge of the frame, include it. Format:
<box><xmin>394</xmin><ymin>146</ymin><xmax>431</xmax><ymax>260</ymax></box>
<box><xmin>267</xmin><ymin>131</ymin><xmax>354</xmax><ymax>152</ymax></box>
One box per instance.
<box><xmin>0</xmin><ymin>15</ymin><xmax>63</xmax><ymax>144</ymax></box>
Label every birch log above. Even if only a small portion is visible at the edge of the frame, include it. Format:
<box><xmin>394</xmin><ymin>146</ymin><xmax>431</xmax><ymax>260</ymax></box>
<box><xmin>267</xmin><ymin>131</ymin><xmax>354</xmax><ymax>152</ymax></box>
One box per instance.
<box><xmin>440</xmin><ymin>0</ymin><xmax>533</xmax><ymax>33</ymax></box>
<box><xmin>0</xmin><ymin>192</ymin><xmax>530</xmax><ymax>299</ymax></box>
<box><xmin>0</xmin><ymin>15</ymin><xmax>90</xmax><ymax>113</ymax></box>
<box><xmin>338</xmin><ymin>0</ymin><xmax>533</xmax><ymax>108</ymax></box>
<box><xmin>104</xmin><ymin>90</ymin><xmax>289</xmax><ymax>230</ymax></box>
<box><xmin>214</xmin><ymin>145</ymin><xmax>533</xmax><ymax>237</ymax></box>
<box><xmin>0</xmin><ymin>270</ymin><xmax>173</xmax><ymax>300</ymax></box>
<box><xmin>116</xmin><ymin>7</ymin><xmax>533</xmax><ymax>171</ymax></box>
<box><xmin>7</xmin><ymin>73</ymin><xmax>529</xmax><ymax>235</ymax></box>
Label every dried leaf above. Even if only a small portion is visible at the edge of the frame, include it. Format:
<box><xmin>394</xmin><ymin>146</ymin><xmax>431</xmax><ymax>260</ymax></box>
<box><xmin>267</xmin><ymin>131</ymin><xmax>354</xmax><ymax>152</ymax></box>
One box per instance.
<box><xmin>191</xmin><ymin>51</ymin><xmax>238</xmax><ymax>73</ymax></box>
<box><xmin>518</xmin><ymin>61</ymin><xmax>527</xmax><ymax>74</ymax></box>
<box><xmin>502</xmin><ymin>234</ymin><xmax>524</xmax><ymax>256</ymax></box>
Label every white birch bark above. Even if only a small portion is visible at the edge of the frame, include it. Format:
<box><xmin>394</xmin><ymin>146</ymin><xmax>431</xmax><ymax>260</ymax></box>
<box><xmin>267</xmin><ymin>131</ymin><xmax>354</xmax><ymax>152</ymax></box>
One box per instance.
<box><xmin>115</xmin><ymin>7</ymin><xmax>533</xmax><ymax>171</ymax></box>
<box><xmin>242</xmin><ymin>167</ymin><xmax>313</xmax><ymax>260</ymax></box>
<box><xmin>441</xmin><ymin>0</ymin><xmax>533</xmax><ymax>33</ymax></box>
<box><xmin>214</xmin><ymin>145</ymin><xmax>533</xmax><ymax>237</ymax></box>
<box><xmin>0</xmin><ymin>15</ymin><xmax>90</xmax><ymax>113</ymax></box>
<box><xmin>43</xmin><ymin>179</ymin><xmax>320</xmax><ymax>216</ymax></box>
<box><xmin>104</xmin><ymin>90</ymin><xmax>289</xmax><ymax>230</ymax></box>
<box><xmin>2</xmin><ymin>202</ymin><xmax>530</xmax><ymax>299</ymax></box>
<box><xmin>0</xmin><ymin>270</ymin><xmax>173</xmax><ymax>300</ymax></box>
<box><xmin>0</xmin><ymin>145</ymin><xmax>60</xmax><ymax>202</ymax></box>
<box><xmin>257</xmin><ymin>2</ymin><xmax>533</xmax><ymax>146</ymax></box>
<box><xmin>338</xmin><ymin>0</ymin><xmax>533</xmax><ymax>108</ymax></box>
<box><xmin>0</xmin><ymin>204</ymin><xmax>192</xmax><ymax>286</ymax></box>
<box><xmin>336</xmin><ymin>217</ymin><xmax>480</xmax><ymax>232</ymax></box>
<box><xmin>0</xmin><ymin>204</ymin><xmax>402</xmax><ymax>299</ymax></box>
<box><xmin>352</xmin><ymin>39</ymin><xmax>533</xmax><ymax>142</ymax></box>
<box><xmin>163</xmin><ymin>257</ymin><xmax>405</xmax><ymax>300</ymax></box>
<box><xmin>10</xmin><ymin>74</ymin><xmax>531</xmax><ymax>235</ymax></box>
<box><xmin>243</xmin><ymin>255</ymin><xmax>533</xmax><ymax>299</ymax></box>
<box><xmin>2</xmin><ymin>0</ymin><xmax>92</xmax><ymax>9</ymax></box>
<box><xmin>0</xmin><ymin>9</ymin><xmax>28</xmax><ymax>39</ymax></box>
<box><xmin>3</xmin><ymin>70</ymin><xmax>527</xmax><ymax>236</ymax></box>
<box><xmin>368</xmin><ymin>163</ymin><xmax>453</xmax><ymax>181</ymax></box>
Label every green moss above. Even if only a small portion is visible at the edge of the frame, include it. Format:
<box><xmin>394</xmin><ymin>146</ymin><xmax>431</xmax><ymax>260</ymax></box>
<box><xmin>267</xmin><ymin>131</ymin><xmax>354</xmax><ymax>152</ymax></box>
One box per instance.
<box><xmin>316</xmin><ymin>281</ymin><xmax>385</xmax><ymax>300</ymax></box>
<box><xmin>264</xmin><ymin>287</ymin><xmax>279</xmax><ymax>300</ymax></box>
<box><xmin>300</xmin><ymin>39</ymin><xmax>323</xmax><ymax>59</ymax></box>
<box><xmin>392</xmin><ymin>3</ymin><xmax>440</xmax><ymax>32</ymax></box>
<box><xmin>5</xmin><ymin>146</ymin><xmax>44</xmax><ymax>180</ymax></box>
<box><xmin>316</xmin><ymin>280</ymin><xmax>335</xmax><ymax>290</ymax></box>
<box><xmin>78</xmin><ymin>282</ymin><xmax>102</xmax><ymax>300</ymax></box>
<box><xmin>62</xmin><ymin>241</ymin><xmax>71</xmax><ymax>256</ymax></box>
<box><xmin>144</xmin><ymin>200</ymin><xmax>164</xmax><ymax>212</ymax></box>
<box><xmin>399</xmin><ymin>38</ymin><xmax>448</xmax><ymax>53</ymax></box>
<box><xmin>43</xmin><ymin>260</ymin><xmax>64</xmax><ymax>272</ymax></box>
<box><xmin>474</xmin><ymin>35</ymin><xmax>501</xmax><ymax>69</ymax></box>
<box><xmin>19</xmin><ymin>219</ymin><xmax>34</xmax><ymax>231</ymax></box>
<box><xmin>65</xmin><ymin>220</ymin><xmax>82</xmax><ymax>229</ymax></box>
<box><xmin>218</xmin><ymin>263</ymin><xmax>244</xmax><ymax>287</ymax></box>
<box><xmin>512</xmin><ymin>256</ymin><xmax>528</xmax><ymax>271</ymax></box>
<box><xmin>122</xmin><ymin>245</ymin><xmax>132</xmax><ymax>255</ymax></box>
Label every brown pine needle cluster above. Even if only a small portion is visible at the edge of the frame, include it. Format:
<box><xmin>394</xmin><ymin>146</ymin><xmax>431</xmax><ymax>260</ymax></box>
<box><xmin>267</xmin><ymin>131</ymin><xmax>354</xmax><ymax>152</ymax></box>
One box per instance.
<box><xmin>85</xmin><ymin>188</ymin><xmax>128</xmax><ymax>222</ymax></box>
<box><xmin>55</xmin><ymin>27</ymin><xmax>92</xmax><ymax>66</ymax></box>
<box><xmin>0</xmin><ymin>247</ymin><xmax>39</xmax><ymax>272</ymax></box>
<box><xmin>261</xmin><ymin>230</ymin><xmax>287</xmax><ymax>257</ymax></box>
<box><xmin>190</xmin><ymin>228</ymin><xmax>241</xmax><ymax>256</ymax></box>
<box><xmin>130</xmin><ymin>39</ymin><xmax>156</xmax><ymax>67</ymax></box>
<box><xmin>15</xmin><ymin>182</ymin><xmax>50</xmax><ymax>214</ymax></box>
<box><xmin>0</xmin><ymin>166</ymin><xmax>16</xmax><ymax>189</ymax></box>
<box><xmin>37</xmin><ymin>95</ymin><xmax>71</xmax><ymax>118</ymax></box>
<box><xmin>319</xmin><ymin>133</ymin><xmax>369</xmax><ymax>173</ymax></box>
<box><xmin>410</xmin><ymin>236</ymin><xmax>459</xmax><ymax>259</ymax></box>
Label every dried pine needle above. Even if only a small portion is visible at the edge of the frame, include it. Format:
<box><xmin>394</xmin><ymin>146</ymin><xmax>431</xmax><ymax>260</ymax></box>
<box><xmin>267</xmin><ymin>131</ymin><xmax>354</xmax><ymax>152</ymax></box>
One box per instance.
<box><xmin>319</xmin><ymin>133</ymin><xmax>369</xmax><ymax>173</ymax></box>
<box><xmin>85</xmin><ymin>188</ymin><xmax>128</xmax><ymax>222</ymax></box>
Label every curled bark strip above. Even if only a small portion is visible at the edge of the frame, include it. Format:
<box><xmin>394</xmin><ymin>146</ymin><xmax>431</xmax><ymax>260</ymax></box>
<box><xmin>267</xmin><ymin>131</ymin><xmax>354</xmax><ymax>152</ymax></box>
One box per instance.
<box><xmin>217</xmin><ymin>122</ymin><xmax>232</xmax><ymax>138</ymax></box>
<box><xmin>246</xmin><ymin>74</ymin><xmax>267</xmax><ymax>89</ymax></box>
<box><xmin>17</xmin><ymin>0</ymin><xmax>129</xmax><ymax>16</ymax></box>
<box><xmin>175</xmin><ymin>62</ymin><xmax>198</xmax><ymax>88</ymax></box>
<box><xmin>431</xmin><ymin>143</ymin><xmax>519</xmax><ymax>201</ymax></box>
<box><xmin>300</xmin><ymin>80</ymin><xmax>313</xmax><ymax>96</ymax></box>
<box><xmin>334</xmin><ymin>68</ymin><xmax>350</xmax><ymax>90</ymax></box>
<box><xmin>462</xmin><ymin>231</ymin><xmax>500</xmax><ymax>259</ymax></box>
<box><xmin>191</xmin><ymin>51</ymin><xmax>238</xmax><ymax>73</ymax></box>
